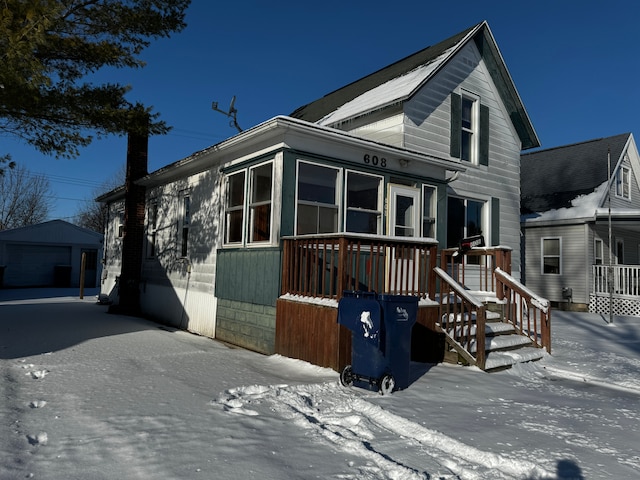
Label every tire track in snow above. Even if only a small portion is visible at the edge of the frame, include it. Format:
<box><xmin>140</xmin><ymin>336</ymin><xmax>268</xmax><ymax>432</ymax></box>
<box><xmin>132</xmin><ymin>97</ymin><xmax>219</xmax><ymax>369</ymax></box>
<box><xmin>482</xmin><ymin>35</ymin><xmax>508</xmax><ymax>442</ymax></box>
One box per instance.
<box><xmin>217</xmin><ymin>382</ymin><xmax>554</xmax><ymax>480</ymax></box>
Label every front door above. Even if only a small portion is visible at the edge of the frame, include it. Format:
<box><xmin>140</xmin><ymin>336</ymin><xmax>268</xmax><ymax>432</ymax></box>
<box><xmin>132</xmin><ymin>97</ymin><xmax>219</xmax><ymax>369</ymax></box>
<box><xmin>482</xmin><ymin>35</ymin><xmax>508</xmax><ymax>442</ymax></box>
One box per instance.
<box><xmin>387</xmin><ymin>185</ymin><xmax>420</xmax><ymax>293</ymax></box>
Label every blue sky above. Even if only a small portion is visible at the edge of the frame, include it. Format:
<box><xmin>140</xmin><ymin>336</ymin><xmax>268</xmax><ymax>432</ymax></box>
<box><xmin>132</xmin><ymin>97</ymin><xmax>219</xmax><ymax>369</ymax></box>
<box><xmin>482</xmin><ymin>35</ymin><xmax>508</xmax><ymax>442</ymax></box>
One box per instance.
<box><xmin>3</xmin><ymin>0</ymin><xmax>640</xmax><ymax>221</ymax></box>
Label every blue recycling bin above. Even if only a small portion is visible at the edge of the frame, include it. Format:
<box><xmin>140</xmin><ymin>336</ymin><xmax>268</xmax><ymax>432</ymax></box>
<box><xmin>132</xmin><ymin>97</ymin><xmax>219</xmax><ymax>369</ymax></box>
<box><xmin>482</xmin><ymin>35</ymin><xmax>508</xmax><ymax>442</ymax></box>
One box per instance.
<box><xmin>337</xmin><ymin>291</ymin><xmax>418</xmax><ymax>394</ymax></box>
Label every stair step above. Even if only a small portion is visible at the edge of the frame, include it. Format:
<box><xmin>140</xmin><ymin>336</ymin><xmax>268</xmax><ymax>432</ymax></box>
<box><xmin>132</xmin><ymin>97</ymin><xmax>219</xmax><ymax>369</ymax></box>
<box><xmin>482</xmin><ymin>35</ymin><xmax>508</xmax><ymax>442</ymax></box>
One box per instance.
<box><xmin>470</xmin><ymin>333</ymin><xmax>532</xmax><ymax>354</ymax></box>
<box><xmin>484</xmin><ymin>347</ymin><xmax>546</xmax><ymax>371</ymax></box>
<box><xmin>441</xmin><ymin>319</ymin><xmax>514</xmax><ymax>338</ymax></box>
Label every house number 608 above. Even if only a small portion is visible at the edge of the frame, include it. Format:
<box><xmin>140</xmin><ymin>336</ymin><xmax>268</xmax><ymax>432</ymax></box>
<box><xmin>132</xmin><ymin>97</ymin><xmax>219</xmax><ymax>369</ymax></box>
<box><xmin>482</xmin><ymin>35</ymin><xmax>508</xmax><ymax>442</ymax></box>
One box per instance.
<box><xmin>363</xmin><ymin>154</ymin><xmax>387</xmax><ymax>167</ymax></box>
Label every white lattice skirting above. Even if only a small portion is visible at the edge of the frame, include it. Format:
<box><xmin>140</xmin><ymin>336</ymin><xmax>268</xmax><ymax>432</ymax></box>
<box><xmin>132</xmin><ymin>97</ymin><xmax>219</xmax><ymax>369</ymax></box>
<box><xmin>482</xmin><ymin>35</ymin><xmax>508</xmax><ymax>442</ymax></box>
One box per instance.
<box><xmin>589</xmin><ymin>294</ymin><xmax>640</xmax><ymax>317</ymax></box>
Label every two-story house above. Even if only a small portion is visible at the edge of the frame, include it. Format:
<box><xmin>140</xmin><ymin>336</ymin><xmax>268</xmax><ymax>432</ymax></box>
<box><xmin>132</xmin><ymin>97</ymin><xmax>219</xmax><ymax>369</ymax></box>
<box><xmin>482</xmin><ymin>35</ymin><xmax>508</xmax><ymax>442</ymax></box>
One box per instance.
<box><xmin>99</xmin><ymin>21</ymin><xmax>547</xmax><ymax>373</ymax></box>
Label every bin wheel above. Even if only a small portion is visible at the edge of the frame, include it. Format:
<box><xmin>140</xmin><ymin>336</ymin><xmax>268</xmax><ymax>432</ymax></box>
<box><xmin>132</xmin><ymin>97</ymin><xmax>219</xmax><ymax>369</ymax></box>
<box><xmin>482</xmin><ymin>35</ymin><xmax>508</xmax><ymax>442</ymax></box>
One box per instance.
<box><xmin>378</xmin><ymin>374</ymin><xmax>395</xmax><ymax>395</ymax></box>
<box><xmin>340</xmin><ymin>365</ymin><xmax>354</xmax><ymax>387</ymax></box>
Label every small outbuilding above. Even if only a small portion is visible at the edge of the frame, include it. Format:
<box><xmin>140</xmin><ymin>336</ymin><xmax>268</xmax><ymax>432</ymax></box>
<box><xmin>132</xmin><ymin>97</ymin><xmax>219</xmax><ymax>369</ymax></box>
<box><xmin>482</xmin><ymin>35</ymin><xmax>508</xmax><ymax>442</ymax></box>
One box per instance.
<box><xmin>0</xmin><ymin>220</ymin><xmax>103</xmax><ymax>289</ymax></box>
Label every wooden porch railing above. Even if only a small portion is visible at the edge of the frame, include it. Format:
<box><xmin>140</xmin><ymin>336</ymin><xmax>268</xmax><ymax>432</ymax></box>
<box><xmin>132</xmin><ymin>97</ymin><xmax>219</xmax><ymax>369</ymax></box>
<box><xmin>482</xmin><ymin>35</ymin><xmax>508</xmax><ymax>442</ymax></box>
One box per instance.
<box><xmin>593</xmin><ymin>265</ymin><xmax>640</xmax><ymax>297</ymax></box>
<box><xmin>281</xmin><ymin>233</ymin><xmax>438</xmax><ymax>300</ymax></box>
<box><xmin>435</xmin><ymin>266</ymin><xmax>487</xmax><ymax>369</ymax></box>
<box><xmin>440</xmin><ymin>246</ymin><xmax>512</xmax><ymax>293</ymax></box>
<box><xmin>495</xmin><ymin>267</ymin><xmax>551</xmax><ymax>353</ymax></box>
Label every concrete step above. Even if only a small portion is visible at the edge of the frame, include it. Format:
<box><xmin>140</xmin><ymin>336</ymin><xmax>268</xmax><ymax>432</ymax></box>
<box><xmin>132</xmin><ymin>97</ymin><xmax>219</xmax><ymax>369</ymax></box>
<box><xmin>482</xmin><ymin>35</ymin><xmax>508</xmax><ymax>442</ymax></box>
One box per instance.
<box><xmin>484</xmin><ymin>347</ymin><xmax>546</xmax><ymax>371</ymax></box>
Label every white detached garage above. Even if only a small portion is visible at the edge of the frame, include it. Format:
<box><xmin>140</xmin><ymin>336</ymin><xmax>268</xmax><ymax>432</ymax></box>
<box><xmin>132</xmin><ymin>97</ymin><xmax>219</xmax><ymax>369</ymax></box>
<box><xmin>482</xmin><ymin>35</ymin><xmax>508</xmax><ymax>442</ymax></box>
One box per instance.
<box><xmin>0</xmin><ymin>220</ymin><xmax>103</xmax><ymax>288</ymax></box>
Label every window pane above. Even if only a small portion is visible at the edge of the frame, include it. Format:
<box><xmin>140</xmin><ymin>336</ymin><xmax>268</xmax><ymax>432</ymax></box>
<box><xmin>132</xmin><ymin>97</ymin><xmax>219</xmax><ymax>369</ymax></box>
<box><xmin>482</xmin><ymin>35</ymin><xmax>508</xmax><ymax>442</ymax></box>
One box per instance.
<box><xmin>543</xmin><ymin>239</ymin><xmax>560</xmax><ymax>256</ymax></box>
<box><xmin>543</xmin><ymin>257</ymin><xmax>560</xmax><ymax>274</ymax></box>
<box><xmin>347</xmin><ymin>172</ymin><xmax>380</xmax><ymax>210</ymax></box>
<box><xmin>447</xmin><ymin>198</ymin><xmax>465</xmax><ymax>247</ymax></box>
<box><xmin>296</xmin><ymin>204</ymin><xmax>316</xmax><ymax>235</ymax></box>
<box><xmin>395</xmin><ymin>195</ymin><xmax>414</xmax><ymax>228</ymax></box>
<box><xmin>251</xmin><ymin>163</ymin><xmax>272</xmax><ymax>203</ymax></box>
<box><xmin>298</xmin><ymin>163</ymin><xmax>338</xmax><ymax>204</ymax></box>
<box><xmin>466</xmin><ymin>200</ymin><xmax>483</xmax><ymax>237</ymax></box>
<box><xmin>422</xmin><ymin>186</ymin><xmax>436</xmax><ymax>238</ymax></box>
<box><xmin>318</xmin><ymin>206</ymin><xmax>338</xmax><ymax>233</ymax></box>
<box><xmin>462</xmin><ymin>97</ymin><xmax>473</xmax><ymax>129</ymax></box>
<box><xmin>251</xmin><ymin>204</ymin><xmax>271</xmax><ymax>242</ymax></box>
<box><xmin>226</xmin><ymin>210</ymin><xmax>244</xmax><ymax>243</ymax></box>
<box><xmin>347</xmin><ymin>210</ymin><xmax>379</xmax><ymax>234</ymax></box>
<box><xmin>228</xmin><ymin>172</ymin><xmax>245</xmax><ymax>207</ymax></box>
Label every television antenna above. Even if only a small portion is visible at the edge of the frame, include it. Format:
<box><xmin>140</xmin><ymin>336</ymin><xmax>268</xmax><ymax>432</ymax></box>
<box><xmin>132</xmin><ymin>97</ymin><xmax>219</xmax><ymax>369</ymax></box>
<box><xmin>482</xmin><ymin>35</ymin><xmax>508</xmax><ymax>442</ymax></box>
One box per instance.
<box><xmin>212</xmin><ymin>96</ymin><xmax>242</xmax><ymax>133</ymax></box>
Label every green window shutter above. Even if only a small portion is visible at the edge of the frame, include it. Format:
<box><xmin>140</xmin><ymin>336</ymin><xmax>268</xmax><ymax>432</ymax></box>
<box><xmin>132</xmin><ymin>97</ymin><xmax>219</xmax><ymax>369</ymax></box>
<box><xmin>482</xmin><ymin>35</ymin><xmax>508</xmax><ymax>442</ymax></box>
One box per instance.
<box><xmin>479</xmin><ymin>104</ymin><xmax>489</xmax><ymax>166</ymax></box>
<box><xmin>491</xmin><ymin>197</ymin><xmax>500</xmax><ymax>245</ymax></box>
<box><xmin>450</xmin><ymin>93</ymin><xmax>461</xmax><ymax>158</ymax></box>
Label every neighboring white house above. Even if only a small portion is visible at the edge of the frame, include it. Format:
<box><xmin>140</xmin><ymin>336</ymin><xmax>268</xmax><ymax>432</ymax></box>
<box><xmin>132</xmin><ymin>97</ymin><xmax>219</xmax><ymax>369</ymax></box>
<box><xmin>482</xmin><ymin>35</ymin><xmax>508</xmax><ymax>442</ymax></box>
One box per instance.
<box><xmin>521</xmin><ymin>132</ymin><xmax>640</xmax><ymax>315</ymax></box>
<box><xmin>98</xmin><ymin>21</ymin><xmax>540</xmax><ymax>357</ymax></box>
<box><xmin>0</xmin><ymin>220</ymin><xmax>103</xmax><ymax>289</ymax></box>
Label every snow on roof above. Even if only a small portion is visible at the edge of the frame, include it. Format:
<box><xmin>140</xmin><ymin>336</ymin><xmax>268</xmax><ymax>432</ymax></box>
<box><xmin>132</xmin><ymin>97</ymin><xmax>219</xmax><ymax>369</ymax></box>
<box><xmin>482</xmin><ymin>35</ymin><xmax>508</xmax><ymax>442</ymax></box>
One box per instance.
<box><xmin>317</xmin><ymin>46</ymin><xmax>457</xmax><ymax>126</ymax></box>
<box><xmin>523</xmin><ymin>181</ymin><xmax>607</xmax><ymax>223</ymax></box>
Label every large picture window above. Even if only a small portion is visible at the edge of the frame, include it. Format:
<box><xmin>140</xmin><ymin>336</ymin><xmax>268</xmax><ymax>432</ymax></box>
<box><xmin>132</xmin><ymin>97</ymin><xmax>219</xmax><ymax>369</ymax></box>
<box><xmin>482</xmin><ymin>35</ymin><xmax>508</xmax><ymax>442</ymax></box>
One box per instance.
<box><xmin>345</xmin><ymin>171</ymin><xmax>382</xmax><ymax>234</ymax></box>
<box><xmin>225</xmin><ymin>171</ymin><xmax>246</xmax><ymax>244</ymax></box>
<box><xmin>249</xmin><ymin>162</ymin><xmax>273</xmax><ymax>243</ymax></box>
<box><xmin>542</xmin><ymin>237</ymin><xmax>561</xmax><ymax>274</ymax></box>
<box><xmin>296</xmin><ymin>161</ymin><xmax>340</xmax><ymax>235</ymax></box>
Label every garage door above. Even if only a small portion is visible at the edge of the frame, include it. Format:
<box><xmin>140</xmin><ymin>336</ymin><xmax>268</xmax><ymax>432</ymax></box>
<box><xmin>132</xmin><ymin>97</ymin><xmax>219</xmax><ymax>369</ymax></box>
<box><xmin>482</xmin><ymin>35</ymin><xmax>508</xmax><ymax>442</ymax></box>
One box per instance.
<box><xmin>4</xmin><ymin>244</ymin><xmax>72</xmax><ymax>287</ymax></box>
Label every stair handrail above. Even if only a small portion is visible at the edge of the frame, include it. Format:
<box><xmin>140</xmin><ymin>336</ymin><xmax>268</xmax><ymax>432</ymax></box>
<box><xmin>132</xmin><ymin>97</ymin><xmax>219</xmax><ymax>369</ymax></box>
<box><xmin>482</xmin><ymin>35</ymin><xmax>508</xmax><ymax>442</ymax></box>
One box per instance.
<box><xmin>494</xmin><ymin>267</ymin><xmax>551</xmax><ymax>353</ymax></box>
<box><xmin>435</xmin><ymin>266</ymin><xmax>487</xmax><ymax>369</ymax></box>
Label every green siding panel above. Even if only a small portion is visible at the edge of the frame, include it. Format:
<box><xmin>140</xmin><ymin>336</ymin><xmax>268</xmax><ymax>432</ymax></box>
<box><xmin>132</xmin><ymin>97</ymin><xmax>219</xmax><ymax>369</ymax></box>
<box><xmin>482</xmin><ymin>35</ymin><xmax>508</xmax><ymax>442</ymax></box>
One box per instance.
<box><xmin>215</xmin><ymin>248</ymin><xmax>282</xmax><ymax>306</ymax></box>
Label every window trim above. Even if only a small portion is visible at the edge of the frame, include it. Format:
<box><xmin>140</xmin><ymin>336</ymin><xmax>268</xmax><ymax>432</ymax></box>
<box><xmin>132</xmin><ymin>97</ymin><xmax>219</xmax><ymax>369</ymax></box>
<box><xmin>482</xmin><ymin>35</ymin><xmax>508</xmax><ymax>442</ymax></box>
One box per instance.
<box><xmin>594</xmin><ymin>238</ymin><xmax>603</xmax><ymax>265</ymax></box>
<box><xmin>116</xmin><ymin>210</ymin><xmax>124</xmax><ymax>238</ymax></box>
<box><xmin>460</xmin><ymin>91</ymin><xmax>480</xmax><ymax>164</ymax></box>
<box><xmin>248</xmin><ymin>160</ymin><xmax>275</xmax><ymax>245</ymax></box>
<box><xmin>343</xmin><ymin>169</ymin><xmax>383</xmax><ymax>234</ymax></box>
<box><xmin>615</xmin><ymin>165</ymin><xmax>631</xmax><ymax>200</ymax></box>
<box><xmin>224</xmin><ymin>170</ymin><xmax>247</xmax><ymax>246</ymax></box>
<box><xmin>179</xmin><ymin>193</ymin><xmax>191</xmax><ymax>258</ymax></box>
<box><xmin>294</xmin><ymin>160</ymin><xmax>342</xmax><ymax>235</ymax></box>
<box><xmin>421</xmin><ymin>184</ymin><xmax>438</xmax><ymax>239</ymax></box>
<box><xmin>541</xmin><ymin>237</ymin><xmax>562</xmax><ymax>275</ymax></box>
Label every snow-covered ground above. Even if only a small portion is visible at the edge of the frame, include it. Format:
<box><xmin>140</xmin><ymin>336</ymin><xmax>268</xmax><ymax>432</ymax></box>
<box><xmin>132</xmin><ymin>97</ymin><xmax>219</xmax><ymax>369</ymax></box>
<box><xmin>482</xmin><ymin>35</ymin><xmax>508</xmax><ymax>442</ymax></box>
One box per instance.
<box><xmin>1</xmin><ymin>288</ymin><xmax>639</xmax><ymax>479</ymax></box>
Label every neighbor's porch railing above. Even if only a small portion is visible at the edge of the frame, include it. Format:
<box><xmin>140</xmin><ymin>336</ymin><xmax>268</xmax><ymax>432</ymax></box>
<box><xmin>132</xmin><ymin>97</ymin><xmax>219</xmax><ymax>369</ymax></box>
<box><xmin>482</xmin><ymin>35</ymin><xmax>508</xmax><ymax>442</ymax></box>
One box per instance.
<box><xmin>593</xmin><ymin>265</ymin><xmax>640</xmax><ymax>297</ymax></box>
<box><xmin>281</xmin><ymin>233</ymin><xmax>439</xmax><ymax>301</ymax></box>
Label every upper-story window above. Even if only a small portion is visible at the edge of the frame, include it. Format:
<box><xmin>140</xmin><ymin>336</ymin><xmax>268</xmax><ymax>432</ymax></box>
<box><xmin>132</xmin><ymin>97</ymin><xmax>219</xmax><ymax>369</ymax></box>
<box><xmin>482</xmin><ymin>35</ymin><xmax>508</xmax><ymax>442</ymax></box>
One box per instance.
<box><xmin>450</xmin><ymin>91</ymin><xmax>489</xmax><ymax>166</ymax></box>
<box><xmin>344</xmin><ymin>170</ymin><xmax>382</xmax><ymax>234</ymax></box>
<box><xmin>616</xmin><ymin>165</ymin><xmax>630</xmax><ymax>200</ymax></box>
<box><xmin>180</xmin><ymin>194</ymin><xmax>190</xmax><ymax>257</ymax></box>
<box><xmin>296</xmin><ymin>161</ymin><xmax>340</xmax><ymax>235</ymax></box>
<box><xmin>461</xmin><ymin>94</ymin><xmax>478</xmax><ymax>163</ymax></box>
<box><xmin>116</xmin><ymin>210</ymin><xmax>124</xmax><ymax>238</ymax></box>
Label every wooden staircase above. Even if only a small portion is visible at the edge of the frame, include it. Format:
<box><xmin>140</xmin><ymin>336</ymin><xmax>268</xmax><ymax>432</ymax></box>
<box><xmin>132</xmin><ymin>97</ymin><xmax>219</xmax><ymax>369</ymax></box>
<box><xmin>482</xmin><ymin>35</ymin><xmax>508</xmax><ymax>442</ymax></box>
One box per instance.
<box><xmin>435</xmin><ymin>255</ymin><xmax>551</xmax><ymax>372</ymax></box>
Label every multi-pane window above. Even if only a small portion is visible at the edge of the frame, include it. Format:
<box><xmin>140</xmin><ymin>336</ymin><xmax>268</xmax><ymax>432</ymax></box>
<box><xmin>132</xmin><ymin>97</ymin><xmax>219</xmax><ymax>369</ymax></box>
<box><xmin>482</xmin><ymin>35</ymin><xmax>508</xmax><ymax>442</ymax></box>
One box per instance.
<box><xmin>422</xmin><ymin>185</ymin><xmax>437</xmax><ymax>238</ymax></box>
<box><xmin>225</xmin><ymin>171</ymin><xmax>246</xmax><ymax>244</ymax></box>
<box><xmin>616</xmin><ymin>165</ymin><xmax>630</xmax><ymax>199</ymax></box>
<box><xmin>542</xmin><ymin>238</ymin><xmax>561</xmax><ymax>274</ymax></box>
<box><xmin>594</xmin><ymin>238</ymin><xmax>603</xmax><ymax>265</ymax></box>
<box><xmin>180</xmin><ymin>195</ymin><xmax>190</xmax><ymax>257</ymax></box>
<box><xmin>296</xmin><ymin>161</ymin><xmax>340</xmax><ymax>235</ymax></box>
<box><xmin>148</xmin><ymin>200</ymin><xmax>158</xmax><ymax>257</ymax></box>
<box><xmin>447</xmin><ymin>197</ymin><xmax>484</xmax><ymax>248</ymax></box>
<box><xmin>345</xmin><ymin>171</ymin><xmax>382</xmax><ymax>234</ymax></box>
<box><xmin>249</xmin><ymin>162</ymin><xmax>273</xmax><ymax>243</ymax></box>
<box><xmin>460</xmin><ymin>94</ymin><xmax>478</xmax><ymax>163</ymax></box>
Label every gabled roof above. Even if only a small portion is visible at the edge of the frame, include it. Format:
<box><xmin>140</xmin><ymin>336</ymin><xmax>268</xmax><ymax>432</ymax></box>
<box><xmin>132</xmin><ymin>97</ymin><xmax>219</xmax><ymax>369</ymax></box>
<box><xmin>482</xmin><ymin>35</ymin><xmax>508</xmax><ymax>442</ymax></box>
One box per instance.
<box><xmin>521</xmin><ymin>133</ymin><xmax>631</xmax><ymax>215</ymax></box>
<box><xmin>0</xmin><ymin>219</ymin><xmax>103</xmax><ymax>243</ymax></box>
<box><xmin>290</xmin><ymin>21</ymin><xmax>539</xmax><ymax>150</ymax></box>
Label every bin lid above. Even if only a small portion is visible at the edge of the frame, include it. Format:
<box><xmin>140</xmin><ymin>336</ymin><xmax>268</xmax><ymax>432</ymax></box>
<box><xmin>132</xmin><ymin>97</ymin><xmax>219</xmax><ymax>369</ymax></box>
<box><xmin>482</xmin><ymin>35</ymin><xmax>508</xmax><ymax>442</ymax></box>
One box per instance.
<box><xmin>337</xmin><ymin>297</ymin><xmax>381</xmax><ymax>345</ymax></box>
